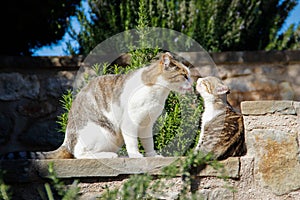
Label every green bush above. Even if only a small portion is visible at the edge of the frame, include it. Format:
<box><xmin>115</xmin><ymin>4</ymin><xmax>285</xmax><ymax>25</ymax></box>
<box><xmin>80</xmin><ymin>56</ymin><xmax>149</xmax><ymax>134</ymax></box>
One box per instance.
<box><xmin>0</xmin><ymin>171</ymin><xmax>11</xmax><ymax>200</ymax></box>
<box><xmin>42</xmin><ymin>162</ymin><xmax>80</xmax><ymax>200</ymax></box>
<box><xmin>68</xmin><ymin>0</ymin><xmax>299</xmax><ymax>55</ymax></box>
<box><xmin>57</xmin><ymin>0</ymin><xmax>203</xmax><ymax>157</ymax></box>
<box><xmin>56</xmin><ymin>89</ymin><xmax>73</xmax><ymax>134</ymax></box>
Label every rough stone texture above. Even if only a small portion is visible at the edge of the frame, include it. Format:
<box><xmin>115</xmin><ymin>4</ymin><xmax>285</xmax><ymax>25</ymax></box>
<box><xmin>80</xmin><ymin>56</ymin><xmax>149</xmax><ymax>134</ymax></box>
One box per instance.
<box><xmin>241</xmin><ymin>100</ymin><xmax>297</xmax><ymax>115</ymax></box>
<box><xmin>242</xmin><ymin>100</ymin><xmax>300</xmax><ymax>197</ymax></box>
<box><xmin>0</xmin><ymin>73</ymin><xmax>40</xmax><ymax>101</ymax></box>
<box><xmin>0</xmin><ymin>65</ymin><xmax>75</xmax><ymax>154</ymax></box>
<box><xmin>200</xmin><ymin>157</ymin><xmax>240</xmax><ymax>178</ymax></box>
<box><xmin>254</xmin><ymin>129</ymin><xmax>300</xmax><ymax>195</ymax></box>
<box><xmin>220</xmin><ymin>64</ymin><xmax>298</xmax><ymax>111</ymax></box>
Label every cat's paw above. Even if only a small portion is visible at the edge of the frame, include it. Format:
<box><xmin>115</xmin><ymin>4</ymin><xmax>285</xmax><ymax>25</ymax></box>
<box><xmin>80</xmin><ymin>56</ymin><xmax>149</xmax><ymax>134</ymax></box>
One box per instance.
<box><xmin>128</xmin><ymin>152</ymin><xmax>144</xmax><ymax>158</ymax></box>
<box><xmin>145</xmin><ymin>151</ymin><xmax>163</xmax><ymax>157</ymax></box>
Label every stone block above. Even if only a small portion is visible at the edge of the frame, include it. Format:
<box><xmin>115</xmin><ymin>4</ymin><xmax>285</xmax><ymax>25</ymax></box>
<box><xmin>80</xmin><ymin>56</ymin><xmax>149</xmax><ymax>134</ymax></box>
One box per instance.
<box><xmin>17</xmin><ymin>101</ymin><xmax>56</xmax><ymax>118</ymax></box>
<box><xmin>294</xmin><ymin>101</ymin><xmax>300</xmax><ymax>115</ymax></box>
<box><xmin>241</xmin><ymin>100</ymin><xmax>296</xmax><ymax>115</ymax></box>
<box><xmin>0</xmin><ymin>113</ymin><xmax>13</xmax><ymax>144</ymax></box>
<box><xmin>285</xmin><ymin>50</ymin><xmax>300</xmax><ymax>62</ymax></box>
<box><xmin>200</xmin><ymin>157</ymin><xmax>240</xmax><ymax>179</ymax></box>
<box><xmin>243</xmin><ymin>114</ymin><xmax>298</xmax><ymax>133</ymax></box>
<box><xmin>0</xmin><ymin>157</ymin><xmax>239</xmax><ymax>183</ymax></box>
<box><xmin>198</xmin><ymin>188</ymin><xmax>234</xmax><ymax>200</ymax></box>
<box><xmin>0</xmin><ymin>73</ymin><xmax>40</xmax><ymax>101</ymax></box>
<box><xmin>209</xmin><ymin>188</ymin><xmax>234</xmax><ymax>200</ymax></box>
<box><xmin>246</xmin><ymin>129</ymin><xmax>300</xmax><ymax>195</ymax></box>
<box><xmin>19</xmin><ymin>121</ymin><xmax>64</xmax><ymax>148</ymax></box>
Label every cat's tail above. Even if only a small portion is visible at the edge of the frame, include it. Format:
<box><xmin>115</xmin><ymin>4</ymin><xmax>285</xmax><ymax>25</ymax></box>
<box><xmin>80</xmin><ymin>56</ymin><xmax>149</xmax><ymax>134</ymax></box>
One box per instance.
<box><xmin>0</xmin><ymin>146</ymin><xmax>74</xmax><ymax>160</ymax></box>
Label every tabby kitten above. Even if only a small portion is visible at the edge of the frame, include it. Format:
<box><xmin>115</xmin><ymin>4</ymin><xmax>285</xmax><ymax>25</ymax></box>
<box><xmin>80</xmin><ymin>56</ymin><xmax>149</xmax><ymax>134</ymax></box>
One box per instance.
<box><xmin>1</xmin><ymin>52</ymin><xmax>191</xmax><ymax>160</ymax></box>
<box><xmin>194</xmin><ymin>76</ymin><xmax>246</xmax><ymax>160</ymax></box>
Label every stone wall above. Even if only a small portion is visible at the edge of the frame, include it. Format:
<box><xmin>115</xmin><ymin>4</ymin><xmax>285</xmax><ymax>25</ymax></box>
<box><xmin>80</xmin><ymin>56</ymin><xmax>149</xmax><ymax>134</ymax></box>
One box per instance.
<box><xmin>0</xmin><ymin>51</ymin><xmax>299</xmax><ymax>154</ymax></box>
<box><xmin>0</xmin><ymin>56</ymin><xmax>82</xmax><ymax>154</ymax></box>
<box><xmin>1</xmin><ymin>100</ymin><xmax>299</xmax><ymax>199</ymax></box>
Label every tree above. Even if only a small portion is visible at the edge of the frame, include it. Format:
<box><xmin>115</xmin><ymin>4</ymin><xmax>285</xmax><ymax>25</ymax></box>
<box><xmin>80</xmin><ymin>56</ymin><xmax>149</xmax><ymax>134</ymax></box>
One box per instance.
<box><xmin>0</xmin><ymin>0</ymin><xmax>81</xmax><ymax>56</ymax></box>
<box><xmin>68</xmin><ymin>0</ymin><xmax>299</xmax><ymax>55</ymax></box>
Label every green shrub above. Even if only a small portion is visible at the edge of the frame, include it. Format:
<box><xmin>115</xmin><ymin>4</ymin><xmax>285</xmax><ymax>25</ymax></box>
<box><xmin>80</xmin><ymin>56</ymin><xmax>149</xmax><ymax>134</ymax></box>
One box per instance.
<box><xmin>42</xmin><ymin>162</ymin><xmax>80</xmax><ymax>200</ymax></box>
<box><xmin>56</xmin><ymin>89</ymin><xmax>73</xmax><ymax>134</ymax></box>
<box><xmin>0</xmin><ymin>171</ymin><xmax>11</xmax><ymax>200</ymax></box>
<box><xmin>69</xmin><ymin>0</ymin><xmax>299</xmax><ymax>55</ymax></box>
<box><xmin>57</xmin><ymin>0</ymin><xmax>203</xmax><ymax>157</ymax></box>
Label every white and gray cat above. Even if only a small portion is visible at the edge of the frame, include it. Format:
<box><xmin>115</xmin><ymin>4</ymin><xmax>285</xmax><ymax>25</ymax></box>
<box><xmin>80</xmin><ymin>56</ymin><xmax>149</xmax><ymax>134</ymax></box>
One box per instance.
<box><xmin>2</xmin><ymin>52</ymin><xmax>192</xmax><ymax>159</ymax></box>
<box><xmin>195</xmin><ymin>76</ymin><xmax>246</xmax><ymax>160</ymax></box>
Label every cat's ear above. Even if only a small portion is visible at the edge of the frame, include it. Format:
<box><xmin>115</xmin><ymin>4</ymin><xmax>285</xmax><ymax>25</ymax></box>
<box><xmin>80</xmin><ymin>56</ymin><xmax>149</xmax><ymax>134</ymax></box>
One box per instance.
<box><xmin>161</xmin><ymin>52</ymin><xmax>173</xmax><ymax>68</ymax></box>
<box><xmin>215</xmin><ymin>84</ymin><xmax>230</xmax><ymax>95</ymax></box>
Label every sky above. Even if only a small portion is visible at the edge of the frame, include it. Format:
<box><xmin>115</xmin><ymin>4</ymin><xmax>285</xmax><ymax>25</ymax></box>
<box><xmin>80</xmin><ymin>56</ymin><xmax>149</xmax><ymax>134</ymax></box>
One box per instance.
<box><xmin>33</xmin><ymin>2</ymin><xmax>300</xmax><ymax>56</ymax></box>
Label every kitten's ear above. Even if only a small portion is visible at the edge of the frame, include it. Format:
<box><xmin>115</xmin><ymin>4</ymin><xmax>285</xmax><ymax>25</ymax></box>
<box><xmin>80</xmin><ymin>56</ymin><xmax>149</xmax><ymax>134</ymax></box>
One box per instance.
<box><xmin>161</xmin><ymin>52</ymin><xmax>173</xmax><ymax>68</ymax></box>
<box><xmin>215</xmin><ymin>84</ymin><xmax>230</xmax><ymax>95</ymax></box>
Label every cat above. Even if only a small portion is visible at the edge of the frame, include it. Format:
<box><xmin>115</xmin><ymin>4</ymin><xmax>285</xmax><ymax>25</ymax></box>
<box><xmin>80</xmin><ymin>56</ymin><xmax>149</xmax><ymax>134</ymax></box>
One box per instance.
<box><xmin>194</xmin><ymin>76</ymin><xmax>246</xmax><ymax>160</ymax></box>
<box><xmin>1</xmin><ymin>52</ymin><xmax>192</xmax><ymax>160</ymax></box>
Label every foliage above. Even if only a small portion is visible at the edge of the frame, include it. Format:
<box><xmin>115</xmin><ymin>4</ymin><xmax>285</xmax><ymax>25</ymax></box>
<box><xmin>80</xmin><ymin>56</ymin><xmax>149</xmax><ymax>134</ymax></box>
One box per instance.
<box><xmin>68</xmin><ymin>0</ymin><xmax>299</xmax><ymax>55</ymax></box>
<box><xmin>101</xmin><ymin>174</ymin><xmax>153</xmax><ymax>200</ymax></box>
<box><xmin>0</xmin><ymin>1</ymin><xmax>81</xmax><ymax>55</ymax></box>
<box><xmin>60</xmin><ymin>0</ymin><xmax>203</xmax><ymax>157</ymax></box>
<box><xmin>42</xmin><ymin>162</ymin><xmax>80</xmax><ymax>200</ymax></box>
<box><xmin>56</xmin><ymin>90</ymin><xmax>73</xmax><ymax>134</ymax></box>
<box><xmin>0</xmin><ymin>171</ymin><xmax>11</xmax><ymax>200</ymax></box>
<box><xmin>266</xmin><ymin>23</ymin><xmax>300</xmax><ymax>50</ymax></box>
<box><xmin>154</xmin><ymin>92</ymin><xmax>203</xmax><ymax>156</ymax></box>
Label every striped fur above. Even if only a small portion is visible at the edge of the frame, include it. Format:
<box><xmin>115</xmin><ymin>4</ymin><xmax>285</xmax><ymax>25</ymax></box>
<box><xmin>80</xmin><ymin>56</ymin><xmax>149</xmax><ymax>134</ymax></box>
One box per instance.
<box><xmin>195</xmin><ymin>76</ymin><xmax>246</xmax><ymax>160</ymax></box>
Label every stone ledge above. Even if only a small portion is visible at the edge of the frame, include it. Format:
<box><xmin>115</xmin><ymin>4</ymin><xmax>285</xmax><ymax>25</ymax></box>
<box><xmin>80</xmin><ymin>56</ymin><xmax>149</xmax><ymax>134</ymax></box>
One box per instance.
<box><xmin>210</xmin><ymin>50</ymin><xmax>300</xmax><ymax>64</ymax></box>
<box><xmin>0</xmin><ymin>55</ymin><xmax>83</xmax><ymax>69</ymax></box>
<box><xmin>0</xmin><ymin>157</ymin><xmax>240</xmax><ymax>183</ymax></box>
<box><xmin>241</xmin><ymin>100</ymin><xmax>299</xmax><ymax>115</ymax></box>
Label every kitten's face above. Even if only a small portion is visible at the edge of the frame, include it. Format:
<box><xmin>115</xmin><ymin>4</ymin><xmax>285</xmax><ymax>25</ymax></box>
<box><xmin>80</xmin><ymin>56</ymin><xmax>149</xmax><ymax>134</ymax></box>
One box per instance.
<box><xmin>196</xmin><ymin>76</ymin><xmax>229</xmax><ymax>99</ymax></box>
<box><xmin>160</xmin><ymin>53</ymin><xmax>192</xmax><ymax>93</ymax></box>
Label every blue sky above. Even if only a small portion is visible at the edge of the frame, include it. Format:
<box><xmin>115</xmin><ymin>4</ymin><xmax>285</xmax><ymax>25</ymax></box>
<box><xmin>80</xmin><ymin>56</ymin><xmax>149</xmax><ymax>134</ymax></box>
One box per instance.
<box><xmin>33</xmin><ymin>2</ymin><xmax>300</xmax><ymax>56</ymax></box>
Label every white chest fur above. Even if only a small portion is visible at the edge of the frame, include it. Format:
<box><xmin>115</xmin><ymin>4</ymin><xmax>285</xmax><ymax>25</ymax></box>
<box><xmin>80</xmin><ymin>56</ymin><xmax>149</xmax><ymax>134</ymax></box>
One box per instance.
<box><xmin>120</xmin><ymin>69</ymin><xmax>170</xmax><ymax>126</ymax></box>
<box><xmin>201</xmin><ymin>102</ymin><xmax>222</xmax><ymax>130</ymax></box>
